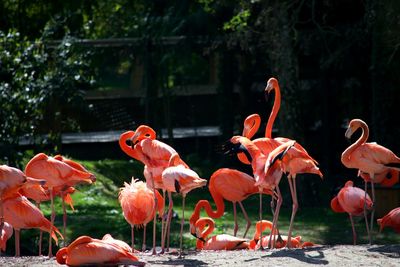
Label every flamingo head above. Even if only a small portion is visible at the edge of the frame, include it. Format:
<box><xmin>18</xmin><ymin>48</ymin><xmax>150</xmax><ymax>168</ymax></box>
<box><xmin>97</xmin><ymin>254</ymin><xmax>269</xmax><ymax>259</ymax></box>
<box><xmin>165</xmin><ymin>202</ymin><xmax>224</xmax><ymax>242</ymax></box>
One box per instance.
<box><xmin>345</xmin><ymin>119</ymin><xmax>367</xmax><ymax>140</ymax></box>
<box><xmin>264</xmin><ymin>77</ymin><xmax>278</xmax><ymax>101</ymax></box>
<box><xmin>131</xmin><ymin>125</ymin><xmax>156</xmax><ymax>145</ymax></box>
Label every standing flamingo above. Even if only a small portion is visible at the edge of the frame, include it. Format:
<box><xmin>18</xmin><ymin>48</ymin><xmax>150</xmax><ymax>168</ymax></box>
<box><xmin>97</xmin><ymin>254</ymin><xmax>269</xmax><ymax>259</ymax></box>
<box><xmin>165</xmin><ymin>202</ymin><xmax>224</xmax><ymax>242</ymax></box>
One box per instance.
<box><xmin>193</xmin><ymin>217</ymin><xmax>249</xmax><ymax>250</ymax></box>
<box><xmin>234</xmin><ymin>77</ymin><xmax>322</xmax><ymax>248</ymax></box>
<box><xmin>162</xmin><ymin>153</ymin><xmax>207</xmax><ymax>257</ymax></box>
<box><xmin>118</xmin><ymin>178</ymin><xmax>164</xmax><ymax>251</ymax></box>
<box><xmin>341</xmin><ymin>119</ymin><xmax>400</xmax><ymax>240</ymax></box>
<box><xmin>331</xmin><ymin>180</ymin><xmax>373</xmax><ymax>244</ymax></box>
<box><xmin>25</xmin><ymin>153</ymin><xmax>95</xmax><ymax>257</ymax></box>
<box><xmin>264</xmin><ymin>140</ymin><xmax>322</xmax><ymax>247</ymax></box>
<box><xmin>20</xmin><ymin>183</ymin><xmax>75</xmax><ymax>254</ymax></box>
<box><xmin>222</xmin><ymin>136</ymin><xmax>282</xmax><ymax>248</ymax></box>
<box><xmin>189</xmin><ymin>168</ymin><xmax>273</xmax><ymax>238</ymax></box>
<box><xmin>0</xmin><ymin>221</ymin><xmax>13</xmax><ymax>252</ymax></box>
<box><xmin>121</xmin><ymin>125</ymin><xmax>188</xmax><ymax>254</ymax></box>
<box><xmin>0</xmin><ymin>164</ymin><xmax>45</xmax><ymax>249</ymax></box>
<box><xmin>3</xmin><ymin>193</ymin><xmax>63</xmax><ymax>256</ymax></box>
<box><xmin>56</xmin><ymin>235</ymin><xmax>142</xmax><ymax>266</ymax></box>
<box><xmin>377</xmin><ymin>207</ymin><xmax>400</xmax><ymax>233</ymax></box>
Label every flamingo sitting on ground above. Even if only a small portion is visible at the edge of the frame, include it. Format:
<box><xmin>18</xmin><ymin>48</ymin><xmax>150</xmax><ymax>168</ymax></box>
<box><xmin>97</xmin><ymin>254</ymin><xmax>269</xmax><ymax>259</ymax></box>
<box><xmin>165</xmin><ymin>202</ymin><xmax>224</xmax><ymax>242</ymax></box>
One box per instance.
<box><xmin>331</xmin><ymin>180</ymin><xmax>373</xmax><ymax>245</ymax></box>
<box><xmin>0</xmin><ymin>222</ymin><xmax>13</xmax><ymax>252</ymax></box>
<box><xmin>189</xmin><ymin>168</ymin><xmax>273</xmax><ymax>238</ymax></box>
<box><xmin>25</xmin><ymin>153</ymin><xmax>96</xmax><ymax>257</ymax></box>
<box><xmin>3</xmin><ymin>193</ymin><xmax>63</xmax><ymax>256</ymax></box>
<box><xmin>56</xmin><ymin>235</ymin><xmax>142</xmax><ymax>266</ymax></box>
<box><xmin>193</xmin><ymin>217</ymin><xmax>249</xmax><ymax>250</ymax></box>
<box><xmin>119</xmin><ymin>178</ymin><xmax>164</xmax><ymax>251</ymax></box>
<box><xmin>248</xmin><ymin>220</ymin><xmax>314</xmax><ymax>249</ymax></box>
<box><xmin>162</xmin><ymin>153</ymin><xmax>207</xmax><ymax>257</ymax></box>
<box><xmin>341</xmin><ymin>119</ymin><xmax>400</xmax><ymax>241</ymax></box>
<box><xmin>377</xmin><ymin>207</ymin><xmax>400</xmax><ymax>233</ymax></box>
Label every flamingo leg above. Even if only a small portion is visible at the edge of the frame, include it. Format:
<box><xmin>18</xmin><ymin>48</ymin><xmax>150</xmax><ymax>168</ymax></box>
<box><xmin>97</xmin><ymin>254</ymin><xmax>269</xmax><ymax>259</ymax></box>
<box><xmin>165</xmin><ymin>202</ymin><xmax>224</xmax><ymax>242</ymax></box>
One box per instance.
<box><xmin>142</xmin><ymin>224</ymin><xmax>147</xmax><ymax>252</ymax></box>
<box><xmin>349</xmin><ymin>214</ymin><xmax>357</xmax><ymax>245</ymax></box>
<box><xmin>363</xmin><ymin>182</ymin><xmax>371</xmax><ymax>244</ymax></box>
<box><xmin>160</xmin><ymin>190</ymin><xmax>166</xmax><ymax>254</ymax></box>
<box><xmin>15</xmin><ymin>229</ymin><xmax>20</xmax><ymax>256</ymax></box>
<box><xmin>36</xmin><ymin>202</ymin><xmax>42</xmax><ymax>256</ymax></box>
<box><xmin>178</xmin><ymin>195</ymin><xmax>186</xmax><ymax>258</ymax></box>
<box><xmin>149</xmin><ymin>177</ymin><xmax>157</xmax><ymax>255</ymax></box>
<box><xmin>258</xmin><ymin>191</ymin><xmax>264</xmax><ymax>250</ymax></box>
<box><xmin>286</xmin><ymin>176</ymin><xmax>298</xmax><ymax>248</ymax></box>
<box><xmin>233</xmin><ymin>202</ymin><xmax>238</xmax><ymax>237</ymax></box>
<box><xmin>238</xmin><ymin>201</ymin><xmax>251</xmax><ymax>238</ymax></box>
<box><xmin>369</xmin><ymin>180</ymin><xmax>376</xmax><ymax>242</ymax></box>
<box><xmin>163</xmin><ymin>191</ymin><xmax>173</xmax><ymax>253</ymax></box>
<box><xmin>131</xmin><ymin>225</ymin><xmax>135</xmax><ymax>251</ymax></box>
<box><xmin>166</xmin><ymin>207</ymin><xmax>172</xmax><ymax>252</ymax></box>
<box><xmin>62</xmin><ymin>196</ymin><xmax>67</xmax><ymax>246</ymax></box>
<box><xmin>48</xmin><ymin>189</ymin><xmax>55</xmax><ymax>258</ymax></box>
<box><xmin>269</xmin><ymin>186</ymin><xmax>282</xmax><ymax>249</ymax></box>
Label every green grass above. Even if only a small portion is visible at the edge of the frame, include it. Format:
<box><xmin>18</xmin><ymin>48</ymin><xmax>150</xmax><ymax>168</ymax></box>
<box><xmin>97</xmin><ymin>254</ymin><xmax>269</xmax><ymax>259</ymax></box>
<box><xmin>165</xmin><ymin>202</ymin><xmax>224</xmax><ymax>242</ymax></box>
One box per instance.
<box><xmin>8</xmin><ymin>157</ymin><xmax>400</xmax><ymax>256</ymax></box>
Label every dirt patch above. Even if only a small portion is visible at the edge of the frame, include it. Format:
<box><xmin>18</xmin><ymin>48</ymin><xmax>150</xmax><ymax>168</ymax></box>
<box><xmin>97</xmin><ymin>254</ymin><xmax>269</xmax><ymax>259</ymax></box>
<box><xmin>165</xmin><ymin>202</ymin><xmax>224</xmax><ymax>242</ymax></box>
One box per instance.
<box><xmin>1</xmin><ymin>244</ymin><xmax>399</xmax><ymax>266</ymax></box>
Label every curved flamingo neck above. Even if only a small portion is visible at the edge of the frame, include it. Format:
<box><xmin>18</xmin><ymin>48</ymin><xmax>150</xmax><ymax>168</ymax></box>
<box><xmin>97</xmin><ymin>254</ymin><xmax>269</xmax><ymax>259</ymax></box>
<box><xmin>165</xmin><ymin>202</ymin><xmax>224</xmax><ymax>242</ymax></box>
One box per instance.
<box><xmin>265</xmin><ymin>83</ymin><xmax>281</xmax><ymax>138</ymax></box>
<box><xmin>243</xmin><ymin>114</ymin><xmax>261</xmax><ymax>140</ymax></box>
<box><xmin>253</xmin><ymin>220</ymin><xmax>273</xmax><ymax>240</ymax></box>
<box><xmin>189</xmin><ymin>185</ymin><xmax>225</xmax><ymax>226</ymax></box>
<box><xmin>119</xmin><ymin>131</ymin><xmax>139</xmax><ymax>160</ymax></box>
<box><xmin>341</xmin><ymin>122</ymin><xmax>369</xmax><ymax>167</ymax></box>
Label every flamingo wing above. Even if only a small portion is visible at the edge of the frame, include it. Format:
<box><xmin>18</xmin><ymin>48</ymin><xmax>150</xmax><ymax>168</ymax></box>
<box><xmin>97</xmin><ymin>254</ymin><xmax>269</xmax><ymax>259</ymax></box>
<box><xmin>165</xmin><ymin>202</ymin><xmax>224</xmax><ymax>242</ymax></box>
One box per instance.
<box><xmin>203</xmin><ymin>234</ymin><xmax>249</xmax><ymax>250</ymax></box>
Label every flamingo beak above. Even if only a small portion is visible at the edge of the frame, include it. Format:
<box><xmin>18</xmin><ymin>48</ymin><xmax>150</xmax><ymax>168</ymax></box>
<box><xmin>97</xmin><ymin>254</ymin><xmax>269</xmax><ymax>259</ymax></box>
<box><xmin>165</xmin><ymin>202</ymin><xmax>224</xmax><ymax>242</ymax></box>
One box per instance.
<box><xmin>26</xmin><ymin>176</ymin><xmax>47</xmax><ymax>186</ymax></box>
<box><xmin>345</xmin><ymin>127</ymin><xmax>353</xmax><ymax>140</ymax></box>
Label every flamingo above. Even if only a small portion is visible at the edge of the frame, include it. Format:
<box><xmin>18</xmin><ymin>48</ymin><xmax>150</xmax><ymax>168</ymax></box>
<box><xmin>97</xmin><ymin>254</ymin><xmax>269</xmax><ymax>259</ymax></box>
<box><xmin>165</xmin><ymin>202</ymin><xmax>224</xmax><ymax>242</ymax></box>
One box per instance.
<box><xmin>222</xmin><ymin>135</ymin><xmax>282</xmax><ymax>248</ymax></box>
<box><xmin>189</xmin><ymin>168</ymin><xmax>273</xmax><ymax>239</ymax></box>
<box><xmin>264</xmin><ymin>140</ymin><xmax>322</xmax><ymax>247</ymax></box>
<box><xmin>122</xmin><ymin>125</ymin><xmax>189</xmax><ymax>254</ymax></box>
<box><xmin>3</xmin><ymin>193</ymin><xmax>63</xmax><ymax>256</ymax></box>
<box><xmin>0</xmin><ymin>164</ymin><xmax>46</xmax><ymax>250</ymax></box>
<box><xmin>55</xmin><ymin>235</ymin><xmax>142</xmax><ymax>266</ymax></box>
<box><xmin>377</xmin><ymin>207</ymin><xmax>400</xmax><ymax>233</ymax></box>
<box><xmin>161</xmin><ymin>153</ymin><xmax>207</xmax><ymax>257</ymax></box>
<box><xmin>248</xmin><ymin>220</ymin><xmax>313</xmax><ymax>249</ymax></box>
<box><xmin>20</xmin><ymin>183</ymin><xmax>75</xmax><ymax>254</ymax></box>
<box><xmin>0</xmin><ymin>221</ymin><xmax>13</xmax><ymax>252</ymax></box>
<box><xmin>233</xmin><ymin>77</ymin><xmax>322</xmax><ymax>248</ymax></box>
<box><xmin>341</xmin><ymin>119</ymin><xmax>400</xmax><ymax>240</ymax></box>
<box><xmin>25</xmin><ymin>153</ymin><xmax>96</xmax><ymax>257</ymax></box>
<box><xmin>118</xmin><ymin>178</ymin><xmax>164</xmax><ymax>251</ymax></box>
<box><xmin>193</xmin><ymin>217</ymin><xmax>249</xmax><ymax>250</ymax></box>
<box><xmin>101</xmin><ymin>233</ymin><xmax>133</xmax><ymax>253</ymax></box>
<box><xmin>331</xmin><ymin>180</ymin><xmax>373</xmax><ymax>245</ymax></box>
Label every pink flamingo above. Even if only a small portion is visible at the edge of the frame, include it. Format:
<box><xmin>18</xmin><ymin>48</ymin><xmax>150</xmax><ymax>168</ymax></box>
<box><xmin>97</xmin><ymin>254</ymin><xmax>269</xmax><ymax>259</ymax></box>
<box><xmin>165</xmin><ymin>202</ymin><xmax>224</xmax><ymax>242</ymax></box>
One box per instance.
<box><xmin>189</xmin><ymin>168</ymin><xmax>273</xmax><ymax>239</ymax></box>
<box><xmin>25</xmin><ymin>153</ymin><xmax>95</xmax><ymax>257</ymax></box>
<box><xmin>3</xmin><ymin>193</ymin><xmax>63</xmax><ymax>256</ymax></box>
<box><xmin>0</xmin><ymin>221</ymin><xmax>13</xmax><ymax>253</ymax></box>
<box><xmin>118</xmin><ymin>178</ymin><xmax>164</xmax><ymax>251</ymax></box>
<box><xmin>331</xmin><ymin>180</ymin><xmax>373</xmax><ymax>244</ymax></box>
<box><xmin>162</xmin><ymin>153</ymin><xmax>207</xmax><ymax>257</ymax></box>
<box><xmin>377</xmin><ymin>207</ymin><xmax>400</xmax><ymax>233</ymax></box>
<box><xmin>341</xmin><ymin>119</ymin><xmax>400</xmax><ymax>241</ymax></box>
<box><xmin>193</xmin><ymin>217</ymin><xmax>249</xmax><ymax>250</ymax></box>
<box><xmin>56</xmin><ymin>235</ymin><xmax>142</xmax><ymax>266</ymax></box>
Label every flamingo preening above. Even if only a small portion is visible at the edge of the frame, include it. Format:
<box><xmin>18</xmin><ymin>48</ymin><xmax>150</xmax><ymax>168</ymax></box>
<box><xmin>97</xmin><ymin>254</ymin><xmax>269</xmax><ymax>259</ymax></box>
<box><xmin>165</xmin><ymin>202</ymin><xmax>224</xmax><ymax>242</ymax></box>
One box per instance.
<box><xmin>331</xmin><ymin>180</ymin><xmax>373</xmax><ymax>245</ymax></box>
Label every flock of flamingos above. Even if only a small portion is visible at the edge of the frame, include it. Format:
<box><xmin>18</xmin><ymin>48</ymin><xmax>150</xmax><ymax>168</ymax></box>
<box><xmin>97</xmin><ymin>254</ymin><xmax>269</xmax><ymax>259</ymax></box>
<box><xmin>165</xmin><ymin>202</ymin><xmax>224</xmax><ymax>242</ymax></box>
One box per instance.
<box><xmin>0</xmin><ymin>77</ymin><xmax>399</xmax><ymax>266</ymax></box>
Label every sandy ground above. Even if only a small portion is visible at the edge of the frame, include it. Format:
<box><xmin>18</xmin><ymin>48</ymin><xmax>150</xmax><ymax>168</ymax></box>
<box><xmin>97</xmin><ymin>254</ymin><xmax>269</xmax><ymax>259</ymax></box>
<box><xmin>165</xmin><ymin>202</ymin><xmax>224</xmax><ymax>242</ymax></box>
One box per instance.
<box><xmin>0</xmin><ymin>244</ymin><xmax>399</xmax><ymax>266</ymax></box>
